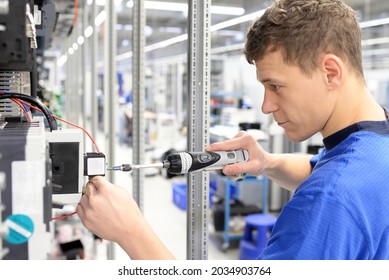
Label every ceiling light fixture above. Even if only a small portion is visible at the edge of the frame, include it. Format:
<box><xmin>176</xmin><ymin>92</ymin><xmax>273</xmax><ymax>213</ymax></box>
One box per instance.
<box><xmin>211</xmin><ymin>6</ymin><xmax>245</xmax><ymax>16</ymax></box>
<box><xmin>95</xmin><ymin>10</ymin><xmax>106</xmax><ymax>27</ymax></box>
<box><xmin>84</xmin><ymin>26</ymin><xmax>94</xmax><ymax>37</ymax></box>
<box><xmin>211</xmin><ymin>43</ymin><xmax>245</xmax><ymax>55</ymax></box>
<box><xmin>362</xmin><ymin>48</ymin><xmax>389</xmax><ymax>56</ymax></box>
<box><xmin>126</xmin><ymin>0</ymin><xmax>244</xmax><ymax>16</ymax></box>
<box><xmin>92</xmin><ymin>0</ymin><xmax>123</xmax><ymax>6</ymax></box>
<box><xmin>85</xmin><ymin>7</ymin><xmax>389</xmax><ymax>67</ymax></box>
<box><xmin>362</xmin><ymin>37</ymin><xmax>389</xmax><ymax>46</ymax></box>
<box><xmin>77</xmin><ymin>36</ymin><xmax>85</xmax><ymax>45</ymax></box>
<box><xmin>145</xmin><ymin>34</ymin><xmax>188</xmax><ymax>52</ymax></box>
<box><xmin>211</xmin><ymin>10</ymin><xmax>264</xmax><ymax>32</ymax></box>
<box><xmin>57</xmin><ymin>55</ymin><xmax>68</xmax><ymax>67</ymax></box>
<box><xmin>145</xmin><ymin>1</ymin><xmax>187</xmax><ymax>12</ymax></box>
<box><xmin>360</xmin><ymin>17</ymin><xmax>389</xmax><ymax>28</ymax></box>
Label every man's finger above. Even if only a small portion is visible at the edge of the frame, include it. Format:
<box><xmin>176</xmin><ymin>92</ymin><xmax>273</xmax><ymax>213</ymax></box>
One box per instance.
<box><xmin>88</xmin><ymin>176</ymin><xmax>107</xmax><ymax>191</ymax></box>
<box><xmin>76</xmin><ymin>203</ymin><xmax>85</xmax><ymax>220</ymax></box>
<box><xmin>84</xmin><ymin>182</ymin><xmax>98</xmax><ymax>198</ymax></box>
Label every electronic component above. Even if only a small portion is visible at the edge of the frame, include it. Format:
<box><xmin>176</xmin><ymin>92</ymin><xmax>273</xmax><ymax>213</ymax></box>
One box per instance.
<box><xmin>84</xmin><ymin>152</ymin><xmax>106</xmax><ymax>177</ymax></box>
<box><xmin>47</xmin><ymin>128</ymin><xmax>83</xmax><ymax>205</ymax></box>
<box><xmin>0</xmin><ymin>117</ymin><xmax>52</xmax><ymax>259</ymax></box>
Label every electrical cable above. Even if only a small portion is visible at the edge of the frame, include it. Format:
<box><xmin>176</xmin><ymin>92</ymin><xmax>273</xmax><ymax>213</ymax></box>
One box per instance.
<box><xmin>66</xmin><ymin>0</ymin><xmax>79</xmax><ymax>36</ymax></box>
<box><xmin>0</xmin><ymin>92</ymin><xmax>58</xmax><ymax>131</ymax></box>
<box><xmin>73</xmin><ymin>0</ymin><xmax>79</xmax><ymax>27</ymax></box>
<box><xmin>30</xmin><ymin>49</ymin><xmax>38</xmax><ymax>98</ymax></box>
<box><xmin>2</xmin><ymin>93</ymin><xmax>101</xmax><ymax>221</ymax></box>
<box><xmin>18</xmin><ymin>99</ymin><xmax>100</xmax><ymax>153</ymax></box>
<box><xmin>51</xmin><ymin>211</ymin><xmax>77</xmax><ymax>221</ymax></box>
<box><xmin>10</xmin><ymin>98</ymin><xmax>32</xmax><ymax>122</ymax></box>
<box><xmin>52</xmin><ymin>115</ymin><xmax>100</xmax><ymax>153</ymax></box>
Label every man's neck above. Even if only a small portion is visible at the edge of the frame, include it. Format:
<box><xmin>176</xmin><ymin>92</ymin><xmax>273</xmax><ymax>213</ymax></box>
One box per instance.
<box><xmin>322</xmin><ymin>77</ymin><xmax>386</xmax><ymax>138</ymax></box>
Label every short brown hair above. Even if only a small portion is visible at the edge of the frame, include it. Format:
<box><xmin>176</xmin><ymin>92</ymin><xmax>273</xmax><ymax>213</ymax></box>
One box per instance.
<box><xmin>244</xmin><ymin>0</ymin><xmax>363</xmax><ymax>78</ymax></box>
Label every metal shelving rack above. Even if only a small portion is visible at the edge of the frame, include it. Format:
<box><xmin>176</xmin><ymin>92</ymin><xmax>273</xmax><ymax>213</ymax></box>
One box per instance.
<box><xmin>187</xmin><ymin>0</ymin><xmax>211</xmax><ymax>260</ymax></box>
<box><xmin>215</xmin><ymin>174</ymin><xmax>269</xmax><ymax>251</ymax></box>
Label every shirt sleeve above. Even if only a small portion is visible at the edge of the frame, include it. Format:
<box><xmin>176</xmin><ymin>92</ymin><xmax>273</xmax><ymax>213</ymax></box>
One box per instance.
<box><xmin>258</xmin><ymin>192</ymin><xmax>369</xmax><ymax>260</ymax></box>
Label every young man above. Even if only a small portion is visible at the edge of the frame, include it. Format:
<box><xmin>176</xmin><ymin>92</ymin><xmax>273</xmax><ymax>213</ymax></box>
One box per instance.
<box><xmin>77</xmin><ymin>0</ymin><xmax>389</xmax><ymax>259</ymax></box>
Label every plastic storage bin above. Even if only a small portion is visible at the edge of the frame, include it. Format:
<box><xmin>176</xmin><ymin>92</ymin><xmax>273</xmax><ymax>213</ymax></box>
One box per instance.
<box><xmin>172</xmin><ymin>182</ymin><xmax>214</xmax><ymax>210</ymax></box>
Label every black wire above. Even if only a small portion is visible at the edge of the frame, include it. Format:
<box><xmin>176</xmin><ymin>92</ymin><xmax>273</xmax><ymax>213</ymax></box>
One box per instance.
<box><xmin>0</xmin><ymin>92</ymin><xmax>58</xmax><ymax>131</ymax></box>
<box><xmin>30</xmin><ymin>49</ymin><xmax>38</xmax><ymax>98</ymax></box>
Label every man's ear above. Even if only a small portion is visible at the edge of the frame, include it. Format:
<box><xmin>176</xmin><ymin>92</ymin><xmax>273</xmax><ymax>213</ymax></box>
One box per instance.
<box><xmin>321</xmin><ymin>53</ymin><xmax>344</xmax><ymax>90</ymax></box>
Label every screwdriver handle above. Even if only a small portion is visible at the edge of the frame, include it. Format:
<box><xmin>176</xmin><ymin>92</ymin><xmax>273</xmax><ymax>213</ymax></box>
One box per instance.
<box><xmin>166</xmin><ymin>150</ymin><xmax>249</xmax><ymax>174</ymax></box>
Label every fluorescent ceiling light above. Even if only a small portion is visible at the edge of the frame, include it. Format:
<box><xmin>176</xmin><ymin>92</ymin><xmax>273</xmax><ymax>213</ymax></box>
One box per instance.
<box><xmin>57</xmin><ymin>55</ymin><xmax>68</xmax><ymax>67</ymax></box>
<box><xmin>211</xmin><ymin>10</ymin><xmax>265</xmax><ymax>32</ymax></box>
<box><xmin>362</xmin><ymin>37</ymin><xmax>389</xmax><ymax>46</ymax></box>
<box><xmin>68</xmin><ymin>47</ymin><xmax>74</xmax><ymax>55</ymax></box>
<box><xmin>72</xmin><ymin>42</ymin><xmax>79</xmax><ymax>50</ymax></box>
<box><xmin>113</xmin><ymin>9</ymin><xmax>264</xmax><ymax>61</ymax></box>
<box><xmin>97</xmin><ymin>7</ymin><xmax>389</xmax><ymax>67</ymax></box>
<box><xmin>362</xmin><ymin>48</ymin><xmax>389</xmax><ymax>56</ymax></box>
<box><xmin>77</xmin><ymin>36</ymin><xmax>85</xmax><ymax>45</ymax></box>
<box><xmin>84</xmin><ymin>26</ymin><xmax>94</xmax><ymax>37</ymax></box>
<box><xmin>159</xmin><ymin>26</ymin><xmax>182</xmax><ymax>33</ymax></box>
<box><xmin>116</xmin><ymin>51</ymin><xmax>133</xmax><ymax>61</ymax></box>
<box><xmin>360</xmin><ymin>17</ymin><xmax>389</xmax><ymax>28</ymax></box>
<box><xmin>92</xmin><ymin>0</ymin><xmax>122</xmax><ymax>5</ymax></box>
<box><xmin>127</xmin><ymin>1</ymin><xmax>244</xmax><ymax>16</ymax></box>
<box><xmin>211</xmin><ymin>43</ymin><xmax>245</xmax><ymax>55</ymax></box>
<box><xmin>211</xmin><ymin>6</ymin><xmax>244</xmax><ymax>16</ymax></box>
<box><xmin>145</xmin><ymin>34</ymin><xmax>188</xmax><ymax>52</ymax></box>
<box><xmin>95</xmin><ymin>10</ymin><xmax>106</xmax><ymax>27</ymax></box>
<box><xmin>145</xmin><ymin>1</ymin><xmax>187</xmax><ymax>12</ymax></box>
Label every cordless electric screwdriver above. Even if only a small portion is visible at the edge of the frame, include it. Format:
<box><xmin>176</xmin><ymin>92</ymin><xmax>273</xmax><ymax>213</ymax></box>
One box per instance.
<box><xmin>109</xmin><ymin>150</ymin><xmax>249</xmax><ymax>175</ymax></box>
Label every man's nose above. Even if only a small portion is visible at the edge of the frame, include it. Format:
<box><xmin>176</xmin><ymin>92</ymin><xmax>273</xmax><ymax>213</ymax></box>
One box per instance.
<box><xmin>261</xmin><ymin>90</ymin><xmax>278</xmax><ymax>114</ymax></box>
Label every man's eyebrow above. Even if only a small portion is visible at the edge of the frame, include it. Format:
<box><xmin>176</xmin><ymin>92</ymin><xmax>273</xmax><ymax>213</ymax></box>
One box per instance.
<box><xmin>260</xmin><ymin>78</ymin><xmax>278</xmax><ymax>84</ymax></box>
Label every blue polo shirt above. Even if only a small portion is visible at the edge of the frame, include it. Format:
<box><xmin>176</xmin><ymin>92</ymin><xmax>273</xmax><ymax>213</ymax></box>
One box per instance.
<box><xmin>259</xmin><ymin>119</ymin><xmax>389</xmax><ymax>259</ymax></box>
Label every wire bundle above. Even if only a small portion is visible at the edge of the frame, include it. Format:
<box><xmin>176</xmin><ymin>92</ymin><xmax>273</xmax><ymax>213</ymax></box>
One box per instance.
<box><xmin>0</xmin><ymin>92</ymin><xmax>58</xmax><ymax>131</ymax></box>
<box><xmin>0</xmin><ymin>92</ymin><xmax>101</xmax><ymax>220</ymax></box>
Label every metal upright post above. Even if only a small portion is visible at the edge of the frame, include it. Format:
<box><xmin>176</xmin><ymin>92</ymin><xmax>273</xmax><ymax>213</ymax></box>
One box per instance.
<box><xmin>72</xmin><ymin>29</ymin><xmax>80</xmax><ymax>125</ymax></box>
<box><xmin>91</xmin><ymin>0</ymin><xmax>98</xmax><ymax>142</ymax></box>
<box><xmin>132</xmin><ymin>0</ymin><xmax>145</xmax><ymax>211</ymax></box>
<box><xmin>187</xmin><ymin>0</ymin><xmax>211</xmax><ymax>260</ymax></box>
<box><xmin>104</xmin><ymin>0</ymin><xmax>117</xmax><ymax>183</ymax></box>
<box><xmin>81</xmin><ymin>3</ymin><xmax>88</xmax><ymax>151</ymax></box>
<box><xmin>65</xmin><ymin>38</ymin><xmax>76</xmax><ymax>124</ymax></box>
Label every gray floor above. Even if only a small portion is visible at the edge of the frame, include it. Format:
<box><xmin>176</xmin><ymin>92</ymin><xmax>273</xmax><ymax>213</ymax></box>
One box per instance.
<box><xmin>109</xmin><ymin>141</ymin><xmax>241</xmax><ymax>260</ymax></box>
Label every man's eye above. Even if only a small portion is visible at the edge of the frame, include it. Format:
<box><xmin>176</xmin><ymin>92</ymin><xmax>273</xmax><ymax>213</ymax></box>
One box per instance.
<box><xmin>270</xmin><ymin>84</ymin><xmax>280</xmax><ymax>91</ymax></box>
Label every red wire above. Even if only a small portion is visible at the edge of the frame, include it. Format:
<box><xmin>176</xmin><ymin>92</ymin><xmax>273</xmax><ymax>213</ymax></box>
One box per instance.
<box><xmin>73</xmin><ymin>0</ymin><xmax>79</xmax><ymax>27</ymax></box>
<box><xmin>10</xmin><ymin>98</ymin><xmax>32</xmax><ymax>122</ymax></box>
<box><xmin>18</xmin><ymin>100</ymin><xmax>100</xmax><ymax>153</ymax></box>
<box><xmin>52</xmin><ymin>115</ymin><xmax>100</xmax><ymax>153</ymax></box>
<box><xmin>51</xmin><ymin>211</ymin><xmax>77</xmax><ymax>221</ymax></box>
<box><xmin>0</xmin><ymin>92</ymin><xmax>29</xmax><ymax>120</ymax></box>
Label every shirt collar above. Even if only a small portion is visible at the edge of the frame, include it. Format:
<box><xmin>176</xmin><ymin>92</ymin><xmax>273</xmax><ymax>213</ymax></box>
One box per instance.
<box><xmin>323</xmin><ymin>118</ymin><xmax>389</xmax><ymax>151</ymax></box>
